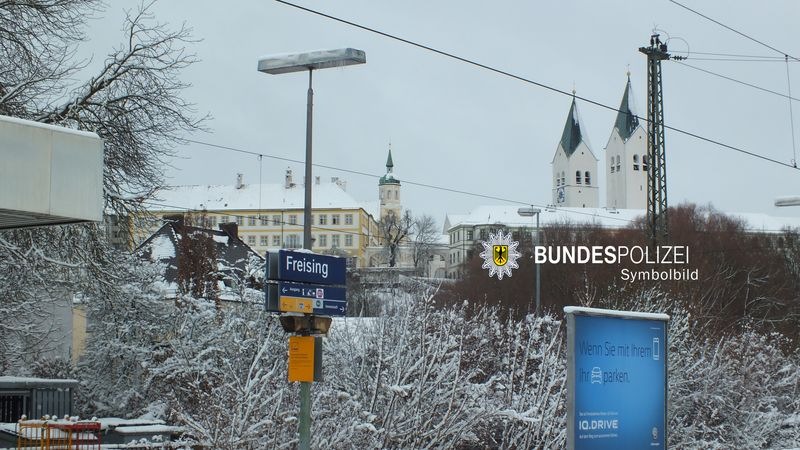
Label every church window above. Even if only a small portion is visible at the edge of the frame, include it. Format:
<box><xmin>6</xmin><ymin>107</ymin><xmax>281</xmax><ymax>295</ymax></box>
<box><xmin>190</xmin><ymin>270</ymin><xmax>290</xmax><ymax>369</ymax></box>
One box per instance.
<box><xmin>610</xmin><ymin>157</ymin><xmax>615</xmax><ymax>173</ymax></box>
<box><xmin>615</xmin><ymin>155</ymin><xmax>621</xmax><ymax>172</ymax></box>
<box><xmin>642</xmin><ymin>155</ymin><xmax>649</xmax><ymax>171</ymax></box>
<box><xmin>575</xmin><ymin>171</ymin><xmax>582</xmax><ymax>184</ymax></box>
<box><xmin>395</xmin><ymin>190</ymin><xmax>399</xmax><ymax>200</ymax></box>
<box><xmin>585</xmin><ymin>171</ymin><xmax>591</xmax><ymax>185</ymax></box>
<box><xmin>633</xmin><ymin>155</ymin><xmax>640</xmax><ymax>171</ymax></box>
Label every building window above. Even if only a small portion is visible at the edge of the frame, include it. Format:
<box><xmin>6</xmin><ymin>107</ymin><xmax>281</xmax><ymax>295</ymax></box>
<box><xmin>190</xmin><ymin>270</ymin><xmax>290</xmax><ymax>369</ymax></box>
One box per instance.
<box><xmin>271</xmin><ymin>215</ymin><xmax>280</xmax><ymax>226</ymax></box>
<box><xmin>610</xmin><ymin>157</ymin><xmax>615</xmax><ymax>173</ymax></box>
<box><xmin>616</xmin><ymin>155</ymin><xmax>621</xmax><ymax>172</ymax></box>
<box><xmin>247</xmin><ymin>235</ymin><xmax>255</xmax><ymax>245</ymax></box>
<box><xmin>260</xmin><ymin>235</ymin><xmax>268</xmax><ymax>246</ymax></box>
<box><xmin>466</xmin><ymin>230</ymin><xmax>473</xmax><ymax>240</ymax></box>
<box><xmin>248</xmin><ymin>216</ymin><xmax>256</xmax><ymax>226</ymax></box>
<box><xmin>561</xmin><ymin>171</ymin><xmax>566</xmax><ymax>185</ymax></box>
<box><xmin>233</xmin><ymin>215</ymin><xmax>240</xmax><ymax>225</ymax></box>
<box><xmin>289</xmin><ymin>215</ymin><xmax>297</xmax><ymax>225</ymax></box>
<box><xmin>272</xmin><ymin>235</ymin><xmax>280</xmax><ymax>246</ymax></box>
<box><xmin>319</xmin><ymin>214</ymin><xmax>327</xmax><ymax>225</ymax></box>
<box><xmin>576</xmin><ymin>170</ymin><xmax>582</xmax><ymax>184</ymax></box>
<box><xmin>221</xmin><ymin>215</ymin><xmax>228</xmax><ymax>223</ymax></box>
<box><xmin>286</xmin><ymin>234</ymin><xmax>299</xmax><ymax>248</ymax></box>
<box><xmin>332</xmin><ymin>214</ymin><xmax>340</xmax><ymax>225</ymax></box>
<box><xmin>332</xmin><ymin>234</ymin><xmax>340</xmax><ymax>248</ymax></box>
<box><xmin>345</xmin><ymin>214</ymin><xmax>354</xmax><ymax>225</ymax></box>
<box><xmin>584</xmin><ymin>171</ymin><xmax>591</xmax><ymax>185</ymax></box>
<box><xmin>345</xmin><ymin>234</ymin><xmax>353</xmax><ymax>247</ymax></box>
<box><xmin>319</xmin><ymin>234</ymin><xmax>327</xmax><ymax>247</ymax></box>
<box><xmin>642</xmin><ymin>155</ymin><xmax>648</xmax><ymax>171</ymax></box>
<box><xmin>633</xmin><ymin>154</ymin><xmax>640</xmax><ymax>171</ymax></box>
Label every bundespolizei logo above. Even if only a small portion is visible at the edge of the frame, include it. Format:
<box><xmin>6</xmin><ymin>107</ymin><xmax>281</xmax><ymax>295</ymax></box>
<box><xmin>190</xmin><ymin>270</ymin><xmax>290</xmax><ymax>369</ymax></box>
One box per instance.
<box><xmin>479</xmin><ymin>231</ymin><xmax>521</xmax><ymax>280</ymax></box>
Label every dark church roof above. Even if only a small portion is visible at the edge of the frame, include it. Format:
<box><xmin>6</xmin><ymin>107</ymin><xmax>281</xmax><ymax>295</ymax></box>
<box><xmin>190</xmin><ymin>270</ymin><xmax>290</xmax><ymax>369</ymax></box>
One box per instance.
<box><xmin>614</xmin><ymin>77</ymin><xmax>640</xmax><ymax>141</ymax></box>
<box><xmin>559</xmin><ymin>98</ymin><xmax>587</xmax><ymax>157</ymax></box>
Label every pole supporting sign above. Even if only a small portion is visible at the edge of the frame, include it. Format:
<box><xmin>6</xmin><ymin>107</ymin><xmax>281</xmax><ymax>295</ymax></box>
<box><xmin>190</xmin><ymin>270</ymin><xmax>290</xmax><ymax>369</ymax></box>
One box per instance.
<box><xmin>564</xmin><ymin>306</ymin><xmax>669</xmax><ymax>449</ymax></box>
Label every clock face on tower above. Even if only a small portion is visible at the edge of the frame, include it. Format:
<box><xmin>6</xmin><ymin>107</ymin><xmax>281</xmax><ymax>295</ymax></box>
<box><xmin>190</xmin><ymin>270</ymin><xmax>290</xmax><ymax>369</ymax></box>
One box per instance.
<box><xmin>557</xmin><ymin>186</ymin><xmax>565</xmax><ymax>203</ymax></box>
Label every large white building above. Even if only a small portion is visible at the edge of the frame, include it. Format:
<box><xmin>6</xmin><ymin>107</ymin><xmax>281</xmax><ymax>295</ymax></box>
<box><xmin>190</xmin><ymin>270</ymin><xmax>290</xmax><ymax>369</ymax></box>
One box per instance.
<box><xmin>551</xmin><ymin>96</ymin><xmax>599</xmax><ymax>208</ymax></box>
<box><xmin>606</xmin><ymin>75</ymin><xmax>647</xmax><ymax>209</ymax></box>
<box><xmin>134</xmin><ymin>170</ymin><xmax>381</xmax><ymax>268</ymax></box>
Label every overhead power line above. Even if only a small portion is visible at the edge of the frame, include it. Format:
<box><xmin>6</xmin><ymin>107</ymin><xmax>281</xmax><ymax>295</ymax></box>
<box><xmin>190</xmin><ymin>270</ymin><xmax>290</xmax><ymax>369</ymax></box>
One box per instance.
<box><xmin>182</xmin><ymin>138</ymin><xmax>635</xmax><ymax>224</ymax></box>
<box><xmin>273</xmin><ymin>0</ymin><xmax>800</xmax><ymax>171</ymax></box>
<box><xmin>668</xmin><ymin>0</ymin><xmax>800</xmax><ymax>62</ymax></box>
<box><xmin>674</xmin><ymin>61</ymin><xmax>800</xmax><ymax>102</ymax></box>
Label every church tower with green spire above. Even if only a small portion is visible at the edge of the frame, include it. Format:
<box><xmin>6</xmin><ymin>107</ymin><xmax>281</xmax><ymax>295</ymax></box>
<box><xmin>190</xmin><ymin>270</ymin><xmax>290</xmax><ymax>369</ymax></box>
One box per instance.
<box><xmin>551</xmin><ymin>92</ymin><xmax>599</xmax><ymax>208</ymax></box>
<box><xmin>605</xmin><ymin>72</ymin><xmax>646</xmax><ymax>209</ymax></box>
<box><xmin>379</xmin><ymin>145</ymin><xmax>401</xmax><ymax>219</ymax></box>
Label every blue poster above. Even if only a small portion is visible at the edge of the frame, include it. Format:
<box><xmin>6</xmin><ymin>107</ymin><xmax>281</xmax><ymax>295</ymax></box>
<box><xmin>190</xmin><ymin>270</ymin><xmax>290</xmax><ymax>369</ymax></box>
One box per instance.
<box><xmin>568</xmin><ymin>310</ymin><xmax>667</xmax><ymax>449</ymax></box>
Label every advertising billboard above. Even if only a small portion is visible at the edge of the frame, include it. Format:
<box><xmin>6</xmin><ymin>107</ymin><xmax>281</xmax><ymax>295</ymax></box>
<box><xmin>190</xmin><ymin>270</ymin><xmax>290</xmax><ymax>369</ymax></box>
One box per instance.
<box><xmin>565</xmin><ymin>306</ymin><xmax>669</xmax><ymax>449</ymax></box>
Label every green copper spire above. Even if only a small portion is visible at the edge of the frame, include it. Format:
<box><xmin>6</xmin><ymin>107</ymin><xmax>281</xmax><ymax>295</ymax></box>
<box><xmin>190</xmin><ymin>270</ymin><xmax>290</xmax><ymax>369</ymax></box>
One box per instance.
<box><xmin>386</xmin><ymin>147</ymin><xmax>394</xmax><ymax>171</ymax></box>
<box><xmin>614</xmin><ymin>74</ymin><xmax>640</xmax><ymax>141</ymax></box>
<box><xmin>559</xmin><ymin>97</ymin><xmax>584</xmax><ymax>157</ymax></box>
<box><xmin>379</xmin><ymin>145</ymin><xmax>400</xmax><ymax>186</ymax></box>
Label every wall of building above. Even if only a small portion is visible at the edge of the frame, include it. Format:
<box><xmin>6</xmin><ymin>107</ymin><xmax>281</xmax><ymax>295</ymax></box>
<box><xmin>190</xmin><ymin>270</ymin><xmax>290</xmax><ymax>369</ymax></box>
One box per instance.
<box><xmin>552</xmin><ymin>142</ymin><xmax>599</xmax><ymax>208</ymax></box>
<box><xmin>606</xmin><ymin>126</ymin><xmax>647</xmax><ymax>209</ymax></box>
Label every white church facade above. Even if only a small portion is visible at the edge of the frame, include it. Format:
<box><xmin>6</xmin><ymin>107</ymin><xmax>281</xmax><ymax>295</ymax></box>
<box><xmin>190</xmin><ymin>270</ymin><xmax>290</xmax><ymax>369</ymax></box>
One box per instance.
<box><xmin>552</xmin><ymin>75</ymin><xmax>647</xmax><ymax>209</ymax></box>
<box><xmin>605</xmin><ymin>75</ymin><xmax>647</xmax><ymax>209</ymax></box>
<box><xmin>551</xmin><ymin>95</ymin><xmax>599</xmax><ymax>208</ymax></box>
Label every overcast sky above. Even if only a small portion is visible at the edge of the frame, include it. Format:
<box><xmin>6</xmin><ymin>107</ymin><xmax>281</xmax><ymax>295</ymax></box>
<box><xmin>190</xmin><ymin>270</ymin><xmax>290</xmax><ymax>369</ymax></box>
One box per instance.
<box><xmin>84</xmin><ymin>1</ymin><xmax>800</xmax><ymax>226</ymax></box>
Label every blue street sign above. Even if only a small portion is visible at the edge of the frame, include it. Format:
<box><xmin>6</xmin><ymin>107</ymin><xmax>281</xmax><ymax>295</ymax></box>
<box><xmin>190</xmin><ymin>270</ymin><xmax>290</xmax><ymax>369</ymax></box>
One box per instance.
<box><xmin>266</xmin><ymin>281</ymin><xmax>347</xmax><ymax>316</ymax></box>
<box><xmin>266</xmin><ymin>250</ymin><xmax>347</xmax><ymax>285</ymax></box>
<box><xmin>565</xmin><ymin>307</ymin><xmax>669</xmax><ymax>450</ymax></box>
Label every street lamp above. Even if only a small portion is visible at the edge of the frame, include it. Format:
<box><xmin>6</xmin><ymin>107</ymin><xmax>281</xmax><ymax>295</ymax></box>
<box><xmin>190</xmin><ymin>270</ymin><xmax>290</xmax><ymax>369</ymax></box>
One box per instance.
<box><xmin>258</xmin><ymin>48</ymin><xmax>366</xmax><ymax>450</ymax></box>
<box><xmin>258</xmin><ymin>48</ymin><xmax>366</xmax><ymax>250</ymax></box>
<box><xmin>775</xmin><ymin>196</ymin><xmax>800</xmax><ymax>207</ymax></box>
<box><xmin>518</xmin><ymin>207</ymin><xmax>541</xmax><ymax>316</ymax></box>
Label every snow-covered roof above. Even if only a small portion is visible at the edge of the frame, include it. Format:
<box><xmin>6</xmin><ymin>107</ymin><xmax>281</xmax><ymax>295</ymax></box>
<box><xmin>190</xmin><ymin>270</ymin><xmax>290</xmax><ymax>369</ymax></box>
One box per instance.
<box><xmin>136</xmin><ymin>222</ymin><xmax>264</xmax><ymax>288</ymax></box>
<box><xmin>151</xmin><ymin>181</ymin><xmax>371</xmax><ymax>212</ymax></box>
<box><xmin>444</xmin><ymin>205</ymin><xmax>800</xmax><ymax>234</ymax></box>
<box><xmin>445</xmin><ymin>206</ymin><xmax>641</xmax><ymax>232</ymax></box>
<box><xmin>0</xmin><ymin>376</ymin><xmax>79</xmax><ymax>388</ymax></box>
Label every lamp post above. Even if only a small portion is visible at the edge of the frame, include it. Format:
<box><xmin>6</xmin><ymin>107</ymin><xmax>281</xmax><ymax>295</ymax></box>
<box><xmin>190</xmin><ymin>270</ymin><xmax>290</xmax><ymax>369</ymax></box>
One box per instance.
<box><xmin>258</xmin><ymin>48</ymin><xmax>366</xmax><ymax>250</ymax></box>
<box><xmin>258</xmin><ymin>48</ymin><xmax>365</xmax><ymax>450</ymax></box>
<box><xmin>518</xmin><ymin>207</ymin><xmax>541</xmax><ymax>316</ymax></box>
<box><xmin>775</xmin><ymin>196</ymin><xmax>800</xmax><ymax>207</ymax></box>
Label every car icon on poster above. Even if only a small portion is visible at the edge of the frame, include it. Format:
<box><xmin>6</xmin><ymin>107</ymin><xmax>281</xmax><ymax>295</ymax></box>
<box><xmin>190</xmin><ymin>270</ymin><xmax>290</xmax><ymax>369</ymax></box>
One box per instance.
<box><xmin>591</xmin><ymin>367</ymin><xmax>602</xmax><ymax>384</ymax></box>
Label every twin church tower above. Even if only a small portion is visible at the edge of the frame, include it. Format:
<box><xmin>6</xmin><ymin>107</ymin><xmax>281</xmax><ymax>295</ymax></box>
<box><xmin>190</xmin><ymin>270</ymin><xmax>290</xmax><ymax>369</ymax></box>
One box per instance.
<box><xmin>551</xmin><ymin>74</ymin><xmax>646</xmax><ymax>209</ymax></box>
